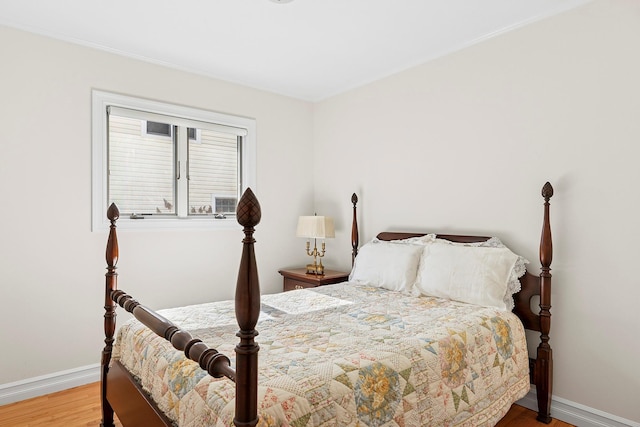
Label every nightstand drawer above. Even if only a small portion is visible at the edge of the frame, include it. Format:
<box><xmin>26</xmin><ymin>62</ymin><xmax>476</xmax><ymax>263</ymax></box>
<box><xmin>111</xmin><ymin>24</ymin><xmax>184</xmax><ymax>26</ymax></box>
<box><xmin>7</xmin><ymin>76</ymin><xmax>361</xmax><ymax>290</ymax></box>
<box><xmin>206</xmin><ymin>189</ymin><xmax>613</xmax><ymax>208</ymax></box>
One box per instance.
<box><xmin>283</xmin><ymin>278</ymin><xmax>318</xmax><ymax>292</ymax></box>
<box><xmin>279</xmin><ymin>268</ymin><xmax>350</xmax><ymax>292</ymax></box>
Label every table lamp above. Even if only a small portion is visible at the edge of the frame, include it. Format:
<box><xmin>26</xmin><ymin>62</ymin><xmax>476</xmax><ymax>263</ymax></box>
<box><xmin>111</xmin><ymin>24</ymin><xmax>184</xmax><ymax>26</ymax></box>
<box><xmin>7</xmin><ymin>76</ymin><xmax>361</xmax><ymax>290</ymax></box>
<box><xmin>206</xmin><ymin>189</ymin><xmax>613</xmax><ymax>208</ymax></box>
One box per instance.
<box><xmin>296</xmin><ymin>215</ymin><xmax>335</xmax><ymax>275</ymax></box>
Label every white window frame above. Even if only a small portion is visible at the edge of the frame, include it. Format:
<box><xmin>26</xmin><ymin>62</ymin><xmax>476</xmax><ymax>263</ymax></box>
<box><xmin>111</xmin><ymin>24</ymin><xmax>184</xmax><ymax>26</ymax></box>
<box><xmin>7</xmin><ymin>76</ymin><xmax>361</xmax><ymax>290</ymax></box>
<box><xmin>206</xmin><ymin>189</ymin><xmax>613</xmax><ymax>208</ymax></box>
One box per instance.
<box><xmin>91</xmin><ymin>90</ymin><xmax>256</xmax><ymax>231</ymax></box>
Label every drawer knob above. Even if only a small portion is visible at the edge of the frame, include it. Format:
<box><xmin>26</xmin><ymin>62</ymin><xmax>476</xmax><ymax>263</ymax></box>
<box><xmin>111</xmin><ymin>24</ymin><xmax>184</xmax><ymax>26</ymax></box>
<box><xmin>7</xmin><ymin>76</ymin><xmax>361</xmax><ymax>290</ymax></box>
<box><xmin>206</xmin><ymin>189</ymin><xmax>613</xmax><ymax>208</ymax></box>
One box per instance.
<box><xmin>294</xmin><ymin>285</ymin><xmax>304</xmax><ymax>290</ymax></box>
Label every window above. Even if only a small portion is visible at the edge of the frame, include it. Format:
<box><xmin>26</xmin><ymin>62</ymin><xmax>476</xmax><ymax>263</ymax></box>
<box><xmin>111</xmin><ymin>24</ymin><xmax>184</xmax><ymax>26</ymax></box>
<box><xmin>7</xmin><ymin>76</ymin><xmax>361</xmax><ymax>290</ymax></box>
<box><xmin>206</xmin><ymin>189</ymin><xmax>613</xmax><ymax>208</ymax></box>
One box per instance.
<box><xmin>210</xmin><ymin>195</ymin><xmax>238</xmax><ymax>217</ymax></box>
<box><xmin>145</xmin><ymin>120</ymin><xmax>172</xmax><ymax>137</ymax></box>
<box><xmin>143</xmin><ymin>121</ymin><xmax>201</xmax><ymax>142</ymax></box>
<box><xmin>92</xmin><ymin>90</ymin><xmax>256</xmax><ymax>231</ymax></box>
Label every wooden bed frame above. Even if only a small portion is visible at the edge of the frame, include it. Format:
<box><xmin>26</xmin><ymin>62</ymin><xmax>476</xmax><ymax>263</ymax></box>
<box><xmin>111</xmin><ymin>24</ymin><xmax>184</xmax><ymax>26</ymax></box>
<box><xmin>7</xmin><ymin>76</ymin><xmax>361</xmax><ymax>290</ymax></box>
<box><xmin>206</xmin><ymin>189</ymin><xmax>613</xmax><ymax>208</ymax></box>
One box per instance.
<box><xmin>100</xmin><ymin>183</ymin><xmax>554</xmax><ymax>427</ymax></box>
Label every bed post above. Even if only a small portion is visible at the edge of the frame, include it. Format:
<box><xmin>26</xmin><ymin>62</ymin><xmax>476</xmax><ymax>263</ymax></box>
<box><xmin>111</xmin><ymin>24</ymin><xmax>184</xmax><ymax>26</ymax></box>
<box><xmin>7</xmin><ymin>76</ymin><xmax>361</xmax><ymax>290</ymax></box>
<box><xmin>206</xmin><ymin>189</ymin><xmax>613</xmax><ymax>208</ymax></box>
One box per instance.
<box><xmin>536</xmin><ymin>182</ymin><xmax>554</xmax><ymax>423</ymax></box>
<box><xmin>351</xmin><ymin>193</ymin><xmax>359</xmax><ymax>265</ymax></box>
<box><xmin>100</xmin><ymin>203</ymin><xmax>119</xmax><ymax>427</ymax></box>
<box><xmin>234</xmin><ymin>188</ymin><xmax>262</xmax><ymax>427</ymax></box>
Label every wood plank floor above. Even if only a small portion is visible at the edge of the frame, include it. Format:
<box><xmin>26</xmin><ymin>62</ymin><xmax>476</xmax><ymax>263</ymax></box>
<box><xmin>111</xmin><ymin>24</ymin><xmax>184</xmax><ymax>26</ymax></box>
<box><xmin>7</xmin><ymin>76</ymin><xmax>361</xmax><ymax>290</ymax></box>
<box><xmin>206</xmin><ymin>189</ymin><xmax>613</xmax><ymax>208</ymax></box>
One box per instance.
<box><xmin>0</xmin><ymin>382</ymin><xmax>573</xmax><ymax>426</ymax></box>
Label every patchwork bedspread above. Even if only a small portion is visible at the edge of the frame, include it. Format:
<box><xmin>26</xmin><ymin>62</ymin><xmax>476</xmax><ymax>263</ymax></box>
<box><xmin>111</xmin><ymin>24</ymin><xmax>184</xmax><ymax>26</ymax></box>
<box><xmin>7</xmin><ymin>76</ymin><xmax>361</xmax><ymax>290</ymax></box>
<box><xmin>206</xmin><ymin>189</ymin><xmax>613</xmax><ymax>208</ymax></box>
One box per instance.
<box><xmin>113</xmin><ymin>283</ymin><xmax>530</xmax><ymax>426</ymax></box>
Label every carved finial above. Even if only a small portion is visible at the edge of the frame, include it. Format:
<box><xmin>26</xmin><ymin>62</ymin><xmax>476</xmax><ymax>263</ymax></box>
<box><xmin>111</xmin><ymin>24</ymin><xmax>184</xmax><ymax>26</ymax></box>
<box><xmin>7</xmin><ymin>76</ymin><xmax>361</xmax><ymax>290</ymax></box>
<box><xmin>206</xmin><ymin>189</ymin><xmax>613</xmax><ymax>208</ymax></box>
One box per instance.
<box><xmin>106</xmin><ymin>203</ymin><xmax>119</xmax><ymax>268</ymax></box>
<box><xmin>107</xmin><ymin>203</ymin><xmax>120</xmax><ymax>222</ymax></box>
<box><xmin>351</xmin><ymin>193</ymin><xmax>358</xmax><ymax>206</ymax></box>
<box><xmin>542</xmin><ymin>182</ymin><xmax>554</xmax><ymax>201</ymax></box>
<box><xmin>236</xmin><ymin>188</ymin><xmax>261</xmax><ymax>228</ymax></box>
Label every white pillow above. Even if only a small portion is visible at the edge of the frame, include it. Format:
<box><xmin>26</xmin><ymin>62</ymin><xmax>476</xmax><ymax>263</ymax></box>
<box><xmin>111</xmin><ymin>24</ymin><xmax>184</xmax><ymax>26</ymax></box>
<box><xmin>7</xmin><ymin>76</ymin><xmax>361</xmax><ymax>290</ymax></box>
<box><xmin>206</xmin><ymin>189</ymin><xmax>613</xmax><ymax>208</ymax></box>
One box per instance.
<box><xmin>413</xmin><ymin>242</ymin><xmax>519</xmax><ymax>310</ymax></box>
<box><xmin>433</xmin><ymin>237</ymin><xmax>528</xmax><ymax>310</ymax></box>
<box><xmin>350</xmin><ymin>240</ymin><xmax>424</xmax><ymax>292</ymax></box>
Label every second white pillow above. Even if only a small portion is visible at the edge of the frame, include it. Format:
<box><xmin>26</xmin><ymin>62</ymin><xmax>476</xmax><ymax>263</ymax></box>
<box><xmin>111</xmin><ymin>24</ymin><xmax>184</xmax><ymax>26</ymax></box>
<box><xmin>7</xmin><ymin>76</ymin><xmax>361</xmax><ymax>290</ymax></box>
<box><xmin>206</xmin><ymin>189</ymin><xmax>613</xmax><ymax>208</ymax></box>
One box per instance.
<box><xmin>413</xmin><ymin>242</ymin><xmax>518</xmax><ymax>310</ymax></box>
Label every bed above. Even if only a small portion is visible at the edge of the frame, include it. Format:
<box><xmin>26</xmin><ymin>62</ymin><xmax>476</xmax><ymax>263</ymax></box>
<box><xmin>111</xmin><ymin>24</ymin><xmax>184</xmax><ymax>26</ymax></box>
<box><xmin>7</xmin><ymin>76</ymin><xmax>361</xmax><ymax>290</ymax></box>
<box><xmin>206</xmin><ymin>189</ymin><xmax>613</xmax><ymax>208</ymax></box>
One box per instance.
<box><xmin>100</xmin><ymin>183</ymin><xmax>554</xmax><ymax>427</ymax></box>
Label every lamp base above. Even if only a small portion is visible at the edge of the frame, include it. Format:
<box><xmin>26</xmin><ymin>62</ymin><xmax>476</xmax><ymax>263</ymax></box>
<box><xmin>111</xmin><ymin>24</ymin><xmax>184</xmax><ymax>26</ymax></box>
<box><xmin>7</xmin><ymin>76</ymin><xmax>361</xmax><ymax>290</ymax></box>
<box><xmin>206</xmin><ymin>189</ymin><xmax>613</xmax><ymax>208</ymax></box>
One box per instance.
<box><xmin>306</xmin><ymin>263</ymin><xmax>325</xmax><ymax>276</ymax></box>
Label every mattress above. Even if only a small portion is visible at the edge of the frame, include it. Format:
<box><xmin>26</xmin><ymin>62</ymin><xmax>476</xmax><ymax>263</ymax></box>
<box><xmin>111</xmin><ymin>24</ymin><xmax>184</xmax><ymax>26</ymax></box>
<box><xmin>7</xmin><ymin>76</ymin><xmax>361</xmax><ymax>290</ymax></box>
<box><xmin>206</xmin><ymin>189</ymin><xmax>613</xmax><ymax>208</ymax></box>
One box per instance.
<box><xmin>113</xmin><ymin>283</ymin><xmax>530</xmax><ymax>426</ymax></box>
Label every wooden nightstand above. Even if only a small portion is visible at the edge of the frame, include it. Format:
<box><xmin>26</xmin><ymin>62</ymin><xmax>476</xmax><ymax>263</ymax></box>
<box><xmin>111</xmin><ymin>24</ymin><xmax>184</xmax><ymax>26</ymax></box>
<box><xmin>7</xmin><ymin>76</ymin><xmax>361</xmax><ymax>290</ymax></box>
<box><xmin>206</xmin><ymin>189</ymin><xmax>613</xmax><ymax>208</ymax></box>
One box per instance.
<box><xmin>278</xmin><ymin>268</ymin><xmax>349</xmax><ymax>292</ymax></box>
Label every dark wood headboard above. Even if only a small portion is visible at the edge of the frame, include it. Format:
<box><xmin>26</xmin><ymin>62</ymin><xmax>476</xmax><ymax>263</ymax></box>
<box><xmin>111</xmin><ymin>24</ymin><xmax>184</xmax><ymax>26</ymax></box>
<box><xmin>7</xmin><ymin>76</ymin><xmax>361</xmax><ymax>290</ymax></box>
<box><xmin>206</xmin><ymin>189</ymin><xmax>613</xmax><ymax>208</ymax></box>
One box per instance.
<box><xmin>374</xmin><ymin>231</ymin><xmax>543</xmax><ymax>332</ymax></box>
<box><xmin>355</xmin><ymin>182</ymin><xmax>554</xmax><ymax>424</ymax></box>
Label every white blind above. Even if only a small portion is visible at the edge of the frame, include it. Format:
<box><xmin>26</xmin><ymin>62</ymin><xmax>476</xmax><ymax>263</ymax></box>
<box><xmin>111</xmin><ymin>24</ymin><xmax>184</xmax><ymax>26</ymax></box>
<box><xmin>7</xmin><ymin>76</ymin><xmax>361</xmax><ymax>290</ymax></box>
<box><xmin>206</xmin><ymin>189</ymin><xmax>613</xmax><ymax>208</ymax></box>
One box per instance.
<box><xmin>188</xmin><ymin>129</ymin><xmax>239</xmax><ymax>214</ymax></box>
<box><xmin>107</xmin><ymin>105</ymin><xmax>249</xmax><ymax>137</ymax></box>
<box><xmin>108</xmin><ymin>115</ymin><xmax>175</xmax><ymax>214</ymax></box>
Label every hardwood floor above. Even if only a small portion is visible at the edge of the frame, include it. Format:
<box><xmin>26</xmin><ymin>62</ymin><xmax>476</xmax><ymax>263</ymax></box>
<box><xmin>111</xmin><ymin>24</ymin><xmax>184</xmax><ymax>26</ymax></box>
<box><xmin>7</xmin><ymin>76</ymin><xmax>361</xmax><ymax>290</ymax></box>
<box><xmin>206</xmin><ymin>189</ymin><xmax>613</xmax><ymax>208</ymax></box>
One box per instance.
<box><xmin>0</xmin><ymin>382</ymin><xmax>573</xmax><ymax>426</ymax></box>
<box><xmin>496</xmin><ymin>403</ymin><xmax>573</xmax><ymax>427</ymax></box>
<box><xmin>0</xmin><ymin>383</ymin><xmax>122</xmax><ymax>427</ymax></box>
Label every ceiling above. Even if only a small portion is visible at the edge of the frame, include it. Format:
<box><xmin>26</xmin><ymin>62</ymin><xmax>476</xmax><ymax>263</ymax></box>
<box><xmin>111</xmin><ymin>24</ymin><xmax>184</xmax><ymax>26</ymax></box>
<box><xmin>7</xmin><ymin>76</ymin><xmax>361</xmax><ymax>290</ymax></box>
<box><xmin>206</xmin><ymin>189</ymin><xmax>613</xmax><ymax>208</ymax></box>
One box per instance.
<box><xmin>0</xmin><ymin>0</ymin><xmax>590</xmax><ymax>101</ymax></box>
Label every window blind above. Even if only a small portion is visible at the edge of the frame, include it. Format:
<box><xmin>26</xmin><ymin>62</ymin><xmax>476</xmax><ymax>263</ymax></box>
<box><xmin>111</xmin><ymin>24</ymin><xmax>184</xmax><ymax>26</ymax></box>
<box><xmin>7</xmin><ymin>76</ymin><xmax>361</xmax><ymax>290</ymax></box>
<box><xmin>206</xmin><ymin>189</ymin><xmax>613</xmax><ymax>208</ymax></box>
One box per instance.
<box><xmin>107</xmin><ymin>105</ymin><xmax>249</xmax><ymax>137</ymax></box>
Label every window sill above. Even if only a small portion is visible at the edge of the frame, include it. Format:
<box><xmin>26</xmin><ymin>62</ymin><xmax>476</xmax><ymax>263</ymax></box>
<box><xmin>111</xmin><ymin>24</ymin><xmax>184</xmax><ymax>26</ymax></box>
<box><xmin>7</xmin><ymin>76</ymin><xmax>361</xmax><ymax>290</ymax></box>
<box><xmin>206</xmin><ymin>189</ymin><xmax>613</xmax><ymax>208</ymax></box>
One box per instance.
<box><xmin>92</xmin><ymin>215</ymin><xmax>242</xmax><ymax>232</ymax></box>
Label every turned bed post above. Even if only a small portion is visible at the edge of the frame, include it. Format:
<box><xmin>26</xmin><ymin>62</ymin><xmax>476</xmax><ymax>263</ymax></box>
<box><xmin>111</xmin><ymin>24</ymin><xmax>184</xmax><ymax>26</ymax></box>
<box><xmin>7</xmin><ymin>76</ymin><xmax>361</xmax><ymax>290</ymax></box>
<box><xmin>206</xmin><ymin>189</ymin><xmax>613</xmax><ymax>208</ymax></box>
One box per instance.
<box><xmin>100</xmin><ymin>203</ymin><xmax>119</xmax><ymax>427</ymax></box>
<box><xmin>351</xmin><ymin>193</ymin><xmax>359</xmax><ymax>265</ymax></box>
<box><xmin>233</xmin><ymin>188</ymin><xmax>262</xmax><ymax>427</ymax></box>
<box><xmin>537</xmin><ymin>182</ymin><xmax>554</xmax><ymax>423</ymax></box>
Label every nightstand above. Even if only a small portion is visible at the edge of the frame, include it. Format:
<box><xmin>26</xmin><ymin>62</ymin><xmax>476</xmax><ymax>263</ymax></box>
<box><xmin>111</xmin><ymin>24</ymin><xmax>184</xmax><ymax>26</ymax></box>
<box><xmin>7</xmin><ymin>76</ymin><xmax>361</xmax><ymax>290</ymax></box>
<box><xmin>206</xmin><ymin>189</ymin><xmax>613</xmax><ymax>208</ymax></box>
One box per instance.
<box><xmin>278</xmin><ymin>268</ymin><xmax>349</xmax><ymax>292</ymax></box>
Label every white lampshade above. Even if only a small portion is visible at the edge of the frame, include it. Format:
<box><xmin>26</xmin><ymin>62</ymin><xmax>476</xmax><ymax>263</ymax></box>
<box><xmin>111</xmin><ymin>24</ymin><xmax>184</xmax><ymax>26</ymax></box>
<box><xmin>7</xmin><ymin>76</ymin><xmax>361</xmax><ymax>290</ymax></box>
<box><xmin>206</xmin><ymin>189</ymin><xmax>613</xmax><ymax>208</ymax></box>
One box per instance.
<box><xmin>296</xmin><ymin>216</ymin><xmax>335</xmax><ymax>239</ymax></box>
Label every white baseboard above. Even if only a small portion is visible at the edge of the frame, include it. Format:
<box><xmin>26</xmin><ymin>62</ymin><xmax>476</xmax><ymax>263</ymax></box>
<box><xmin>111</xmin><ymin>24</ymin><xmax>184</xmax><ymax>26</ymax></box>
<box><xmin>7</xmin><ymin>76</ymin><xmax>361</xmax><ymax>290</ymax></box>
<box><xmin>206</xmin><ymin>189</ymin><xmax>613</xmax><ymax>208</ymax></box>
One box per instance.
<box><xmin>518</xmin><ymin>391</ymin><xmax>640</xmax><ymax>427</ymax></box>
<box><xmin>0</xmin><ymin>364</ymin><xmax>100</xmax><ymax>406</ymax></box>
<box><xmin>1</xmin><ymin>367</ymin><xmax>638</xmax><ymax>427</ymax></box>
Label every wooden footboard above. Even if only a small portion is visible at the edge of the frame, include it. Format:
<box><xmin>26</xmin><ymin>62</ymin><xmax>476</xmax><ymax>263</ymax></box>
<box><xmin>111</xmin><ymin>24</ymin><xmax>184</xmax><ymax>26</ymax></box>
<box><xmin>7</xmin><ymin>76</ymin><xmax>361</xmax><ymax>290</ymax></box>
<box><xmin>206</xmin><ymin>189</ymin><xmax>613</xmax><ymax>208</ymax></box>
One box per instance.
<box><xmin>101</xmin><ymin>188</ymin><xmax>262</xmax><ymax>427</ymax></box>
<box><xmin>374</xmin><ymin>182</ymin><xmax>555</xmax><ymax>423</ymax></box>
<box><xmin>105</xmin><ymin>361</ymin><xmax>173</xmax><ymax>426</ymax></box>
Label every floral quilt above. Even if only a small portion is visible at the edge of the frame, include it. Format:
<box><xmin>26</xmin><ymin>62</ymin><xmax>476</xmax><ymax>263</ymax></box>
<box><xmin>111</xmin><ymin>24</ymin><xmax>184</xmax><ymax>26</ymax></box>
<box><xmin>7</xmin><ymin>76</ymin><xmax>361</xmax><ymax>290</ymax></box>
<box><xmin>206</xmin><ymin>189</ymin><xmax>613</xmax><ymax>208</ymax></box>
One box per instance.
<box><xmin>113</xmin><ymin>283</ymin><xmax>530</xmax><ymax>426</ymax></box>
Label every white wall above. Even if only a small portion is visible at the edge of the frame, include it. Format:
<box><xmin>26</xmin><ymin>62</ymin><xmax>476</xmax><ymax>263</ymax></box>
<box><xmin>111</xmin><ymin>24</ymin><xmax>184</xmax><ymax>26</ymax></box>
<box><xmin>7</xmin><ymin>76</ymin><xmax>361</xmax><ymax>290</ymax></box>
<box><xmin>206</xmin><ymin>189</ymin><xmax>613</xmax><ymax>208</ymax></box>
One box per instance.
<box><xmin>0</xmin><ymin>26</ymin><xmax>315</xmax><ymax>385</ymax></box>
<box><xmin>314</xmin><ymin>0</ymin><xmax>640</xmax><ymax>423</ymax></box>
<box><xmin>2</xmin><ymin>0</ymin><xmax>639</xmax><ymax>423</ymax></box>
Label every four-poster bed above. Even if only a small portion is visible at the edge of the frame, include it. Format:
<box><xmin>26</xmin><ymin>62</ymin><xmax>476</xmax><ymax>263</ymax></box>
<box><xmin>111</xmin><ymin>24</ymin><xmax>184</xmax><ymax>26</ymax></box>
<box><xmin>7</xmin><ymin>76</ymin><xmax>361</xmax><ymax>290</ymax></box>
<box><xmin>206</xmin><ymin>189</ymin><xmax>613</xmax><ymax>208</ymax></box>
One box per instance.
<box><xmin>100</xmin><ymin>183</ymin><xmax>554</xmax><ymax>426</ymax></box>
